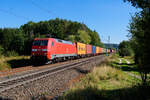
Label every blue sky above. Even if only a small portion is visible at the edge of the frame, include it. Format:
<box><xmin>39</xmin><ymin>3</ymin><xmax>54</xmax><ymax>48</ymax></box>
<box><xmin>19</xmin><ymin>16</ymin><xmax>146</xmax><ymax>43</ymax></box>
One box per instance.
<box><xmin>0</xmin><ymin>0</ymin><xmax>138</xmax><ymax>44</ymax></box>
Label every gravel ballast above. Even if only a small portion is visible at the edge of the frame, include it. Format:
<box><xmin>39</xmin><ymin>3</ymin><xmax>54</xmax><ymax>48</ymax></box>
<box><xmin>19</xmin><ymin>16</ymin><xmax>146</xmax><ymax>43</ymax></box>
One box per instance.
<box><xmin>0</xmin><ymin>55</ymin><xmax>105</xmax><ymax>100</ymax></box>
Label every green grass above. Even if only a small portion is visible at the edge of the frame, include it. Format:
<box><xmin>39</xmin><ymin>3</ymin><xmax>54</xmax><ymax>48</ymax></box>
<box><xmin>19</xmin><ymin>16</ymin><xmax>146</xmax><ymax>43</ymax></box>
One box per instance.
<box><xmin>110</xmin><ymin>54</ymin><xmax>141</xmax><ymax>76</ymax></box>
<box><xmin>0</xmin><ymin>56</ymin><xmax>10</xmax><ymax>70</ymax></box>
<box><xmin>124</xmin><ymin>56</ymin><xmax>135</xmax><ymax>64</ymax></box>
<box><xmin>0</xmin><ymin>56</ymin><xmax>30</xmax><ymax>70</ymax></box>
<box><xmin>59</xmin><ymin>67</ymin><xmax>146</xmax><ymax>100</ymax></box>
<box><xmin>121</xmin><ymin>58</ymin><xmax>127</xmax><ymax>63</ymax></box>
<box><xmin>58</xmin><ymin>54</ymin><xmax>150</xmax><ymax>100</ymax></box>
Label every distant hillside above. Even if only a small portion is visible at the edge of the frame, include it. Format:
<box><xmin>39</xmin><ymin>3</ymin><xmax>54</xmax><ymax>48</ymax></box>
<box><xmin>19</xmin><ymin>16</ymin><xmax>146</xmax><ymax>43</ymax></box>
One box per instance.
<box><xmin>104</xmin><ymin>43</ymin><xmax>119</xmax><ymax>49</ymax></box>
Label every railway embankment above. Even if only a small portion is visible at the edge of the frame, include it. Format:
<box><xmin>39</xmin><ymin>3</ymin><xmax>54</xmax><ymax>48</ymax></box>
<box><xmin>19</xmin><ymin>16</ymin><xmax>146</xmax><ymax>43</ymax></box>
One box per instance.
<box><xmin>0</xmin><ymin>56</ymin><xmax>30</xmax><ymax>71</ymax></box>
<box><xmin>0</xmin><ymin>55</ymin><xmax>105</xmax><ymax>100</ymax></box>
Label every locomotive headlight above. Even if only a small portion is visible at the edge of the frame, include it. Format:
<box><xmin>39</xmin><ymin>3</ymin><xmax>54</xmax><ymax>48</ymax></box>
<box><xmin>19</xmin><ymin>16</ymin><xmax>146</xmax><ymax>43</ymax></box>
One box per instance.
<box><xmin>32</xmin><ymin>49</ymin><xmax>37</xmax><ymax>51</ymax></box>
<box><xmin>43</xmin><ymin>52</ymin><xmax>47</xmax><ymax>56</ymax></box>
<box><xmin>32</xmin><ymin>53</ymin><xmax>35</xmax><ymax>55</ymax></box>
<box><xmin>42</xmin><ymin>49</ymin><xmax>47</xmax><ymax>51</ymax></box>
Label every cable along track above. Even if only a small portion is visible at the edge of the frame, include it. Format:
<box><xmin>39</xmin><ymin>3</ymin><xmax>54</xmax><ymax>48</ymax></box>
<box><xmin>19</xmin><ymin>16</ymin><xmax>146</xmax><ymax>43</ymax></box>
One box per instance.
<box><xmin>0</xmin><ymin>55</ymin><xmax>100</xmax><ymax>93</ymax></box>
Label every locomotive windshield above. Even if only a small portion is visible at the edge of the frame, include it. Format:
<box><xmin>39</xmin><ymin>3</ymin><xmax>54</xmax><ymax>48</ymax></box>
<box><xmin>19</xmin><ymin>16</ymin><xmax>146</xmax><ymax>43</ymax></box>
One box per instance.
<box><xmin>33</xmin><ymin>40</ymin><xmax>48</xmax><ymax>46</ymax></box>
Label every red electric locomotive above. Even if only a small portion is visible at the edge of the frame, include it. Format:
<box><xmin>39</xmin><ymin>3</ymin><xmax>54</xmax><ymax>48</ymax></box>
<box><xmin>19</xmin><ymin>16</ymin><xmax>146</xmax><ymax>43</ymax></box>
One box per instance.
<box><xmin>31</xmin><ymin>38</ymin><xmax>77</xmax><ymax>64</ymax></box>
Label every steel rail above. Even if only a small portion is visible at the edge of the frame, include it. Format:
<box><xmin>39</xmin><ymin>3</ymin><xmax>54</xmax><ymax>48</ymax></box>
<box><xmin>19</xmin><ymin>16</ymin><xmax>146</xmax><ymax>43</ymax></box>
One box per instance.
<box><xmin>0</xmin><ymin>55</ymin><xmax>102</xmax><ymax>93</ymax></box>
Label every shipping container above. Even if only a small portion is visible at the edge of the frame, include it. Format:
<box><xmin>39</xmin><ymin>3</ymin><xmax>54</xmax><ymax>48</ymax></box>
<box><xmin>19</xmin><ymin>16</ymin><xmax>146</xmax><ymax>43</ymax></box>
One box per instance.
<box><xmin>107</xmin><ymin>49</ymin><xmax>109</xmax><ymax>53</ymax></box>
<box><xmin>86</xmin><ymin>44</ymin><xmax>92</xmax><ymax>54</ymax></box>
<box><xmin>96</xmin><ymin>46</ymin><xmax>99</xmax><ymax>54</ymax></box>
<box><xmin>76</xmin><ymin>42</ymin><xmax>86</xmax><ymax>55</ymax></box>
<box><xmin>99</xmin><ymin>47</ymin><xmax>103</xmax><ymax>54</ymax></box>
<box><xmin>105</xmin><ymin>48</ymin><xmax>108</xmax><ymax>53</ymax></box>
<box><xmin>92</xmin><ymin>46</ymin><xmax>96</xmax><ymax>54</ymax></box>
<box><xmin>108</xmin><ymin>49</ymin><xmax>110</xmax><ymax>53</ymax></box>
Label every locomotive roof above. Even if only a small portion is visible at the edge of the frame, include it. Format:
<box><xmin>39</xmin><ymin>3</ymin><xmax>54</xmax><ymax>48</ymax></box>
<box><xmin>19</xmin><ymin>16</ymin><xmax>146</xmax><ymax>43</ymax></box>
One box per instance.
<box><xmin>34</xmin><ymin>38</ymin><xmax>74</xmax><ymax>45</ymax></box>
<box><xmin>34</xmin><ymin>38</ymin><xmax>50</xmax><ymax>40</ymax></box>
<box><xmin>55</xmin><ymin>38</ymin><xmax>73</xmax><ymax>45</ymax></box>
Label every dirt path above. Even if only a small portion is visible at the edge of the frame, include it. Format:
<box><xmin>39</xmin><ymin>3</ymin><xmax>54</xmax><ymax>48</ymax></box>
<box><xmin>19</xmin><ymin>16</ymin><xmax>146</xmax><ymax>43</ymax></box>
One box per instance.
<box><xmin>119</xmin><ymin>59</ymin><xmax>122</xmax><ymax>64</ymax></box>
<box><xmin>125</xmin><ymin>59</ymin><xmax>130</xmax><ymax>64</ymax></box>
<box><xmin>119</xmin><ymin>58</ymin><xmax>141</xmax><ymax>80</ymax></box>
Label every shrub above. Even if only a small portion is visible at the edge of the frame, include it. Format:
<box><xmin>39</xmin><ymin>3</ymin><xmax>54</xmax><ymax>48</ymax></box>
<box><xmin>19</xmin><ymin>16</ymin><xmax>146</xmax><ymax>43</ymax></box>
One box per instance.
<box><xmin>5</xmin><ymin>51</ymin><xmax>19</xmax><ymax>57</ymax></box>
<box><xmin>0</xmin><ymin>45</ymin><xmax>4</xmax><ymax>55</ymax></box>
<box><xmin>118</xmin><ymin>41</ymin><xmax>133</xmax><ymax>57</ymax></box>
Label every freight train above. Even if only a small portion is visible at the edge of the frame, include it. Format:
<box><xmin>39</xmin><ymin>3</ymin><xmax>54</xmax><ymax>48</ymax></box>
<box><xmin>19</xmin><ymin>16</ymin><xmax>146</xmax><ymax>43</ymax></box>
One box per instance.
<box><xmin>31</xmin><ymin>38</ymin><xmax>115</xmax><ymax>64</ymax></box>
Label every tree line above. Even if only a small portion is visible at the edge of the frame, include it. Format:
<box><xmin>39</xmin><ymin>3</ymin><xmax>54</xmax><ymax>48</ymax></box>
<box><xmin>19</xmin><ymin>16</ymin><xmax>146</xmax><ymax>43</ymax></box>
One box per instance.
<box><xmin>0</xmin><ymin>18</ymin><xmax>104</xmax><ymax>56</ymax></box>
<box><xmin>119</xmin><ymin>0</ymin><xmax>150</xmax><ymax>85</ymax></box>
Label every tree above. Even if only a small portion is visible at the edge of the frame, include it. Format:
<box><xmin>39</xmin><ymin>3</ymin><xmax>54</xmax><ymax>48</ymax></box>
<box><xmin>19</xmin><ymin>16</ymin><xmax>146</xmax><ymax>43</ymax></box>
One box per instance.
<box><xmin>66</xmin><ymin>35</ymin><xmax>76</xmax><ymax>42</ymax></box>
<box><xmin>21</xmin><ymin>18</ymin><xmax>103</xmax><ymax>46</ymax></box>
<box><xmin>89</xmin><ymin>30</ymin><xmax>101</xmax><ymax>46</ymax></box>
<box><xmin>20</xmin><ymin>21</ymin><xmax>35</xmax><ymax>39</ymax></box>
<box><xmin>124</xmin><ymin>0</ymin><xmax>150</xmax><ymax>8</ymax></box>
<box><xmin>129</xmin><ymin>13</ymin><xmax>150</xmax><ymax>84</ymax></box>
<box><xmin>118</xmin><ymin>41</ymin><xmax>133</xmax><ymax>57</ymax></box>
<box><xmin>75</xmin><ymin>30</ymin><xmax>91</xmax><ymax>44</ymax></box>
<box><xmin>0</xmin><ymin>28</ymin><xmax>25</xmax><ymax>55</ymax></box>
<box><xmin>0</xmin><ymin>45</ymin><xmax>4</xmax><ymax>56</ymax></box>
<box><xmin>124</xmin><ymin>0</ymin><xmax>150</xmax><ymax>84</ymax></box>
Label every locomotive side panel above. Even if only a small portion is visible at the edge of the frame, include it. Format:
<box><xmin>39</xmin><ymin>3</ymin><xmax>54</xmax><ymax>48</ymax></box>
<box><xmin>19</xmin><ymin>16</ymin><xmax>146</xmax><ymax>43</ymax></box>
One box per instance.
<box><xmin>50</xmin><ymin>39</ymin><xmax>77</xmax><ymax>59</ymax></box>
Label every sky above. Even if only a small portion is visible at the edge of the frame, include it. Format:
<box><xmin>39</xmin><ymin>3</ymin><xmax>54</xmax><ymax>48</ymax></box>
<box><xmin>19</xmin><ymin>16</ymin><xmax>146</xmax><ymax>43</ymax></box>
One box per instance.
<box><xmin>0</xmin><ymin>0</ymin><xmax>138</xmax><ymax>44</ymax></box>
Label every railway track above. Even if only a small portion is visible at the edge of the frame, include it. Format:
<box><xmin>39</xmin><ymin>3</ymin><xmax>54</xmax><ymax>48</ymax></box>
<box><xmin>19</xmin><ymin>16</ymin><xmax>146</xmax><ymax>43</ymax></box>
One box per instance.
<box><xmin>0</xmin><ymin>55</ymin><xmax>102</xmax><ymax>93</ymax></box>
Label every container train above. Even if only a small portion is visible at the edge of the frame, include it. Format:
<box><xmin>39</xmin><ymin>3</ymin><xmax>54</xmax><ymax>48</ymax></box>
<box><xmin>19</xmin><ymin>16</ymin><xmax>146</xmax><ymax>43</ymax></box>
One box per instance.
<box><xmin>31</xmin><ymin>38</ymin><xmax>115</xmax><ymax>64</ymax></box>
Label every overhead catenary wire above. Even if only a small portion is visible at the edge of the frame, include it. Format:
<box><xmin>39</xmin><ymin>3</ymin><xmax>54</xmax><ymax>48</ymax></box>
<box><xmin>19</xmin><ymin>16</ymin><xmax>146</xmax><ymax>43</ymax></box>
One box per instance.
<box><xmin>30</xmin><ymin>0</ymin><xmax>55</xmax><ymax>16</ymax></box>
<box><xmin>0</xmin><ymin>8</ymin><xmax>30</xmax><ymax>21</ymax></box>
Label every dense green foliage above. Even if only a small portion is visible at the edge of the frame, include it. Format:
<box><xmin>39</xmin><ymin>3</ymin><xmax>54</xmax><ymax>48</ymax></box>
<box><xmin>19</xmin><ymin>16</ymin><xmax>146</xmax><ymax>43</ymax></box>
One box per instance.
<box><xmin>124</xmin><ymin>0</ymin><xmax>150</xmax><ymax>8</ymax></box>
<box><xmin>118</xmin><ymin>41</ymin><xmax>133</xmax><ymax>57</ymax></box>
<box><xmin>0</xmin><ymin>28</ymin><xmax>25</xmax><ymax>56</ymax></box>
<box><xmin>124</xmin><ymin>0</ymin><xmax>150</xmax><ymax>84</ymax></box>
<box><xmin>0</xmin><ymin>18</ymin><xmax>104</xmax><ymax>56</ymax></box>
<box><xmin>20</xmin><ymin>18</ymin><xmax>103</xmax><ymax>46</ymax></box>
<box><xmin>0</xmin><ymin>45</ymin><xmax>4</xmax><ymax>56</ymax></box>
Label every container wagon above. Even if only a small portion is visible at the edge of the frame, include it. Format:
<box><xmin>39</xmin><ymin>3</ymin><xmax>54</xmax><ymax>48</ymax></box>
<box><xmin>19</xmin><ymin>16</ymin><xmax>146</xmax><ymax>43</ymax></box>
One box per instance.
<box><xmin>86</xmin><ymin>44</ymin><xmax>92</xmax><ymax>56</ymax></box>
<box><xmin>76</xmin><ymin>42</ymin><xmax>86</xmax><ymax>57</ymax></box>
<box><xmin>92</xmin><ymin>46</ymin><xmax>96</xmax><ymax>55</ymax></box>
<box><xmin>99</xmin><ymin>47</ymin><xmax>103</xmax><ymax>54</ymax></box>
<box><xmin>96</xmin><ymin>46</ymin><xmax>99</xmax><ymax>55</ymax></box>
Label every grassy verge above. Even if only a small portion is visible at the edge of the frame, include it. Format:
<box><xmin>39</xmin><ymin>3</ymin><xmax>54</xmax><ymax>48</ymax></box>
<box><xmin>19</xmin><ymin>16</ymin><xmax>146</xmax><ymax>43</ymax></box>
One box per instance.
<box><xmin>111</xmin><ymin>54</ymin><xmax>140</xmax><ymax>76</ymax></box>
<box><xmin>124</xmin><ymin>56</ymin><xmax>135</xmax><ymax>64</ymax></box>
<box><xmin>0</xmin><ymin>56</ymin><xmax>30</xmax><ymax>71</ymax></box>
<box><xmin>59</xmin><ymin>55</ymin><xmax>150</xmax><ymax>100</ymax></box>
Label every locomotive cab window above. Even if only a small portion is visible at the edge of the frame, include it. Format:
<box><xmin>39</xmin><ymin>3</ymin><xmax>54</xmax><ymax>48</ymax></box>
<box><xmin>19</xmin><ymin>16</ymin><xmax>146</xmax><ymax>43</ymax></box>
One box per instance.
<box><xmin>33</xmin><ymin>40</ymin><xmax>48</xmax><ymax>46</ymax></box>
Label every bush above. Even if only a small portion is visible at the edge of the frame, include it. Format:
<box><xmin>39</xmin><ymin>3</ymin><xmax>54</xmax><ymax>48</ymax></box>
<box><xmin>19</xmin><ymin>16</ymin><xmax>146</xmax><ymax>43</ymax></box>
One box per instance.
<box><xmin>0</xmin><ymin>45</ymin><xmax>4</xmax><ymax>56</ymax></box>
<box><xmin>5</xmin><ymin>51</ymin><xmax>19</xmax><ymax>57</ymax></box>
<box><xmin>118</xmin><ymin>41</ymin><xmax>133</xmax><ymax>57</ymax></box>
<box><xmin>119</xmin><ymin>48</ymin><xmax>132</xmax><ymax>57</ymax></box>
